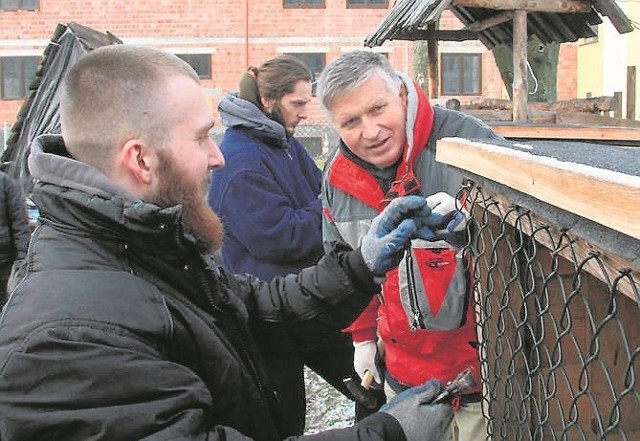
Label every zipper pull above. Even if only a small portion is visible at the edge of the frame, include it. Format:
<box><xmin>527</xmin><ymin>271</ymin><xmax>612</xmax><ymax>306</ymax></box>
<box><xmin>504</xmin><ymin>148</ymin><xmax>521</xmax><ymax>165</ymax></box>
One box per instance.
<box><xmin>411</xmin><ymin>311</ymin><xmax>423</xmax><ymax>332</ymax></box>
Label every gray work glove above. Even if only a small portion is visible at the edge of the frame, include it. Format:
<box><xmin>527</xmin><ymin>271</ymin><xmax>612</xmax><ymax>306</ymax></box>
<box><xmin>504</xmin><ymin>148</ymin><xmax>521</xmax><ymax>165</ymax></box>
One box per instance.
<box><xmin>380</xmin><ymin>380</ymin><xmax>453</xmax><ymax>441</ymax></box>
<box><xmin>360</xmin><ymin>195</ymin><xmax>436</xmax><ymax>280</ymax></box>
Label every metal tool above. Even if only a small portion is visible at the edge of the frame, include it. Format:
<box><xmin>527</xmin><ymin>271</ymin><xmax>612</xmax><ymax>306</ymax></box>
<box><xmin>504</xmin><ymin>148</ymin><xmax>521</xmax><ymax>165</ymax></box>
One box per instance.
<box><xmin>429</xmin><ymin>367</ymin><xmax>478</xmax><ymax>404</ymax></box>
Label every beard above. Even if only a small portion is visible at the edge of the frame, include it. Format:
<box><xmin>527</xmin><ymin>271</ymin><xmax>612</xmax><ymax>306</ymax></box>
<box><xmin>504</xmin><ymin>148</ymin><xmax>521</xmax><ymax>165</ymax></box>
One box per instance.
<box><xmin>265</xmin><ymin>101</ymin><xmax>293</xmax><ymax>138</ymax></box>
<box><xmin>151</xmin><ymin>150</ymin><xmax>224</xmax><ymax>254</ymax></box>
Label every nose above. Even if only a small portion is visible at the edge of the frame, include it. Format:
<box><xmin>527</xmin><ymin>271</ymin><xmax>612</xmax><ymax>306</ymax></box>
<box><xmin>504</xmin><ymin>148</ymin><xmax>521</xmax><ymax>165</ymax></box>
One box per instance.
<box><xmin>298</xmin><ymin>105</ymin><xmax>308</xmax><ymax>120</ymax></box>
<box><xmin>361</xmin><ymin>117</ymin><xmax>380</xmax><ymax>140</ymax></box>
<box><xmin>208</xmin><ymin>140</ymin><xmax>225</xmax><ymax>170</ymax></box>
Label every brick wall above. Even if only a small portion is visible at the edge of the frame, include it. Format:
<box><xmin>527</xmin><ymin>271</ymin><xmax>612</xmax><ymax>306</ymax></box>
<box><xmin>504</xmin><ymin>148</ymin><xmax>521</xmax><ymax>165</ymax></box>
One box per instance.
<box><xmin>0</xmin><ymin>1</ymin><xmax>578</xmax><ymax>132</ymax></box>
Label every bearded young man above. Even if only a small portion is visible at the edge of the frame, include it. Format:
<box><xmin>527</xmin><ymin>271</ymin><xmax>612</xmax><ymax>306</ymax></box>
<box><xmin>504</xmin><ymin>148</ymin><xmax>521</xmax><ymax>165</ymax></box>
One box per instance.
<box><xmin>0</xmin><ymin>45</ymin><xmax>455</xmax><ymax>441</ymax></box>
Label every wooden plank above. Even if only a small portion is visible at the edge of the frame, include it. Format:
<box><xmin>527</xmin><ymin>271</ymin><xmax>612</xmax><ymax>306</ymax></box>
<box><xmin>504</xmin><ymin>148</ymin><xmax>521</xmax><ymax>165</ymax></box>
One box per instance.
<box><xmin>398</xmin><ymin>29</ymin><xmax>480</xmax><ymax>42</ymax></box>
<box><xmin>593</xmin><ymin>0</ymin><xmax>635</xmax><ymax>34</ymax></box>
<box><xmin>452</xmin><ymin>0</ymin><xmax>591</xmax><ymax>13</ymax></box>
<box><xmin>512</xmin><ymin>10</ymin><xmax>528</xmax><ymax>123</ymax></box>
<box><xmin>466</xmin><ymin>96</ymin><xmax>617</xmax><ymax>112</ymax></box>
<box><xmin>428</xmin><ymin>23</ymin><xmax>439</xmax><ymax>99</ymax></box>
<box><xmin>473</xmin><ymin>188</ymin><xmax>640</xmax><ymax>303</ymax></box>
<box><xmin>555</xmin><ymin>111</ymin><xmax>640</xmax><ymax>128</ymax></box>
<box><xmin>614</xmin><ymin>91</ymin><xmax>623</xmax><ymax>118</ymax></box>
<box><xmin>466</xmin><ymin>11</ymin><xmax>514</xmax><ymax>32</ymax></box>
<box><xmin>489</xmin><ymin>123</ymin><xmax>640</xmax><ymax>142</ymax></box>
<box><xmin>436</xmin><ymin>138</ymin><xmax>640</xmax><ymax>240</ymax></box>
<box><xmin>628</xmin><ymin>66</ymin><xmax>636</xmax><ymax>120</ymax></box>
<box><xmin>464</xmin><ymin>109</ymin><xmax>556</xmax><ymax>123</ymax></box>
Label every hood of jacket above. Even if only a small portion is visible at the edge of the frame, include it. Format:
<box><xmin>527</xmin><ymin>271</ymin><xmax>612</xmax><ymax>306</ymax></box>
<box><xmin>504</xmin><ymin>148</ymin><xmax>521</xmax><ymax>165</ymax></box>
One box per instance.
<box><xmin>217</xmin><ymin>92</ymin><xmax>288</xmax><ymax>148</ymax></box>
<box><xmin>328</xmin><ymin>72</ymin><xmax>434</xmax><ymax>210</ymax></box>
<box><xmin>27</xmin><ymin>134</ymin><xmax>196</xmax><ymax>247</ymax></box>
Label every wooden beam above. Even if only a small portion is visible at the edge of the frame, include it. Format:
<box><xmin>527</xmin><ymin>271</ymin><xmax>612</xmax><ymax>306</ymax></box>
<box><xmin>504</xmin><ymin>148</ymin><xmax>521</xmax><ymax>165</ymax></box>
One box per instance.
<box><xmin>466</xmin><ymin>96</ymin><xmax>618</xmax><ymax>112</ymax></box>
<box><xmin>593</xmin><ymin>0</ymin><xmax>635</xmax><ymax>34</ymax></box>
<box><xmin>435</xmin><ymin>138</ymin><xmax>640</xmax><ymax>240</ymax></box>
<box><xmin>627</xmin><ymin>66</ymin><xmax>636</xmax><ymax>120</ymax></box>
<box><xmin>466</xmin><ymin>11</ymin><xmax>514</xmax><ymax>32</ymax></box>
<box><xmin>452</xmin><ymin>0</ymin><xmax>591</xmax><ymax>13</ymax></box>
<box><xmin>489</xmin><ymin>123</ymin><xmax>640</xmax><ymax>143</ymax></box>
<box><xmin>512</xmin><ymin>10</ymin><xmax>528</xmax><ymax>122</ymax></box>
<box><xmin>555</xmin><ymin>111</ymin><xmax>640</xmax><ymax>129</ymax></box>
<box><xmin>463</xmin><ymin>109</ymin><xmax>556</xmax><ymax>123</ymax></box>
<box><xmin>395</xmin><ymin>29</ymin><xmax>480</xmax><ymax>42</ymax></box>
<box><xmin>427</xmin><ymin>23</ymin><xmax>439</xmax><ymax>98</ymax></box>
<box><xmin>614</xmin><ymin>91</ymin><xmax>623</xmax><ymax>118</ymax></box>
<box><xmin>475</xmin><ymin>187</ymin><xmax>640</xmax><ymax>303</ymax></box>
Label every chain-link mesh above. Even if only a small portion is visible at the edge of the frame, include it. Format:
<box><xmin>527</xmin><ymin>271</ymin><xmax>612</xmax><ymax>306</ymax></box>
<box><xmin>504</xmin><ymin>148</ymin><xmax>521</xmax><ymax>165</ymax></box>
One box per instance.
<box><xmin>464</xmin><ymin>181</ymin><xmax>640</xmax><ymax>440</ymax></box>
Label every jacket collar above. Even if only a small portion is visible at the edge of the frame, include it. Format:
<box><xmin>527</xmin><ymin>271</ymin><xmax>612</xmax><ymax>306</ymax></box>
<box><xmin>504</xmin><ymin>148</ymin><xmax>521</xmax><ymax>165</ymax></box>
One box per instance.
<box><xmin>329</xmin><ymin>75</ymin><xmax>434</xmax><ymax>211</ymax></box>
<box><xmin>28</xmin><ymin>134</ymin><xmax>187</xmax><ymax>241</ymax></box>
<box><xmin>29</xmin><ymin>134</ymin><xmax>137</xmax><ymax>201</ymax></box>
<box><xmin>217</xmin><ymin>92</ymin><xmax>289</xmax><ymax>147</ymax></box>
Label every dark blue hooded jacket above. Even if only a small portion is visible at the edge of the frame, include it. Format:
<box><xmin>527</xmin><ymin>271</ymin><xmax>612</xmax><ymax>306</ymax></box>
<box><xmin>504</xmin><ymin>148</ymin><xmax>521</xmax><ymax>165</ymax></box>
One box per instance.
<box><xmin>208</xmin><ymin>93</ymin><xmax>324</xmax><ymax>280</ymax></box>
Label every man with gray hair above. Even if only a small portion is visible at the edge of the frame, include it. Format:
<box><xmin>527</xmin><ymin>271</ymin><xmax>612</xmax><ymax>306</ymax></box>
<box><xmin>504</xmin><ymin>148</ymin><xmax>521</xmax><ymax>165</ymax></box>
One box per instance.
<box><xmin>0</xmin><ymin>45</ymin><xmax>454</xmax><ymax>441</ymax></box>
<box><xmin>317</xmin><ymin>50</ymin><xmax>504</xmax><ymax>441</ymax></box>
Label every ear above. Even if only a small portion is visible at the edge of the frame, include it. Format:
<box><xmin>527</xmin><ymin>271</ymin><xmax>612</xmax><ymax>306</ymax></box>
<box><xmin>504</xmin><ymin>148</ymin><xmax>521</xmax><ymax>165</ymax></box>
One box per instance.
<box><xmin>399</xmin><ymin>82</ymin><xmax>408</xmax><ymax>105</ymax></box>
<box><xmin>260</xmin><ymin>95</ymin><xmax>274</xmax><ymax>112</ymax></box>
<box><xmin>120</xmin><ymin>139</ymin><xmax>157</xmax><ymax>186</ymax></box>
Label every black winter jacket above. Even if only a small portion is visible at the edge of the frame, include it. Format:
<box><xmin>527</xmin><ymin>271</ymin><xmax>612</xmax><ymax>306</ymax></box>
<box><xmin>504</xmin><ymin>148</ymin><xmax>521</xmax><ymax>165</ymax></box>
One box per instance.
<box><xmin>0</xmin><ymin>171</ymin><xmax>30</xmax><ymax>266</ymax></box>
<box><xmin>0</xmin><ymin>135</ymin><xmax>404</xmax><ymax>441</ymax></box>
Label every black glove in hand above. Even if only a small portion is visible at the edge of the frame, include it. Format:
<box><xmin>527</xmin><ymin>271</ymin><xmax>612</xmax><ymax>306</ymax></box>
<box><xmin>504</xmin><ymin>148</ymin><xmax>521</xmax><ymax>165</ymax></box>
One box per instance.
<box><xmin>380</xmin><ymin>380</ymin><xmax>453</xmax><ymax>441</ymax></box>
<box><xmin>360</xmin><ymin>196</ymin><xmax>434</xmax><ymax>279</ymax></box>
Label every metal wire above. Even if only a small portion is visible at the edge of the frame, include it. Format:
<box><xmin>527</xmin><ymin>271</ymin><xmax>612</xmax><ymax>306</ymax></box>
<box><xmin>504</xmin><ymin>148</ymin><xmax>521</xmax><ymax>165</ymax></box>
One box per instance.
<box><xmin>466</xmin><ymin>183</ymin><xmax>640</xmax><ymax>440</ymax></box>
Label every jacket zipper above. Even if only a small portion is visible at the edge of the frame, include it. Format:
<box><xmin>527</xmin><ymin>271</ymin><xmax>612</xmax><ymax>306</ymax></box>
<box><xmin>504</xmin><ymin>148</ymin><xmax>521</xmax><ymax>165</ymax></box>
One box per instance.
<box><xmin>193</xmin><ymin>256</ymin><xmax>272</xmax><ymax>408</ymax></box>
<box><xmin>405</xmin><ymin>250</ymin><xmax>425</xmax><ymax>332</ymax></box>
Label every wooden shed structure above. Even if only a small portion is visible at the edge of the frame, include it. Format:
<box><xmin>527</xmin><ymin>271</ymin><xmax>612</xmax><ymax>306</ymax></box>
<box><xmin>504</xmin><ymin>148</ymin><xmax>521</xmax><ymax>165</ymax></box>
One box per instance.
<box><xmin>364</xmin><ymin>0</ymin><xmax>635</xmax><ymax>122</ymax></box>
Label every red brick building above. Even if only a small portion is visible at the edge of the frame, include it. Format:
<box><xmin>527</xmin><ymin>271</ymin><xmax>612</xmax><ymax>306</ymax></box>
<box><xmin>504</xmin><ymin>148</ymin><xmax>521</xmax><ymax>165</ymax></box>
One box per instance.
<box><xmin>1</xmin><ymin>0</ymin><xmax>577</xmax><ymax>148</ymax></box>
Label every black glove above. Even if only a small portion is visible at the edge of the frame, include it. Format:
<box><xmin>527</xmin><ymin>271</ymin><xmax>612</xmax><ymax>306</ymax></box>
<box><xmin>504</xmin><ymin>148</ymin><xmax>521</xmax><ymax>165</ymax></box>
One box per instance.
<box><xmin>379</xmin><ymin>380</ymin><xmax>453</xmax><ymax>441</ymax></box>
<box><xmin>360</xmin><ymin>195</ymin><xmax>436</xmax><ymax>280</ymax></box>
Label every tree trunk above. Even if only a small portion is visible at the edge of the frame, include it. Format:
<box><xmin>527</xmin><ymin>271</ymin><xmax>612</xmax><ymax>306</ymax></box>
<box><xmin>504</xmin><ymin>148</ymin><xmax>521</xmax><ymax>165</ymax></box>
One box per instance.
<box><xmin>413</xmin><ymin>41</ymin><xmax>429</xmax><ymax>94</ymax></box>
<box><xmin>492</xmin><ymin>35</ymin><xmax>559</xmax><ymax>102</ymax></box>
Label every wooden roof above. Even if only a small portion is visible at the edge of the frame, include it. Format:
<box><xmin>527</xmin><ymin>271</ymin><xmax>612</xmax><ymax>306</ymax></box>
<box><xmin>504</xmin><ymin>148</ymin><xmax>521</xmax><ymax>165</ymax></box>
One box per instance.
<box><xmin>364</xmin><ymin>0</ymin><xmax>635</xmax><ymax>48</ymax></box>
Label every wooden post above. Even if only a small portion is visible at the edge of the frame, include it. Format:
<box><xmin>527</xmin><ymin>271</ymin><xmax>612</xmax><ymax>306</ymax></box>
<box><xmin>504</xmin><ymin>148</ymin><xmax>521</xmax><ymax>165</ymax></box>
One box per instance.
<box><xmin>614</xmin><ymin>91</ymin><xmax>623</xmax><ymax>118</ymax></box>
<box><xmin>627</xmin><ymin>66</ymin><xmax>636</xmax><ymax>120</ymax></box>
<box><xmin>512</xmin><ymin>10</ymin><xmax>528</xmax><ymax>122</ymax></box>
<box><xmin>427</xmin><ymin>23</ymin><xmax>439</xmax><ymax>99</ymax></box>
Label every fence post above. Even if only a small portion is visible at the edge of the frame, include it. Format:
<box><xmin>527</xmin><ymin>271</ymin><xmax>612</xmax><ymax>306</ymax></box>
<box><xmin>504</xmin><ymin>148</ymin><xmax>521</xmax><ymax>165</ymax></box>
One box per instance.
<box><xmin>627</xmin><ymin>66</ymin><xmax>636</xmax><ymax>120</ymax></box>
<box><xmin>613</xmin><ymin>91</ymin><xmax>623</xmax><ymax>118</ymax></box>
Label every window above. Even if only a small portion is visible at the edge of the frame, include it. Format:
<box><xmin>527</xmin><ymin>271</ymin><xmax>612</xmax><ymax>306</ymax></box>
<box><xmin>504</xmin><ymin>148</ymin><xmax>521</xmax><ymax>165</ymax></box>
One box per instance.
<box><xmin>347</xmin><ymin>0</ymin><xmax>388</xmax><ymax>8</ymax></box>
<box><xmin>0</xmin><ymin>0</ymin><xmax>39</xmax><ymax>10</ymax></box>
<box><xmin>285</xmin><ymin>53</ymin><xmax>325</xmax><ymax>96</ymax></box>
<box><xmin>441</xmin><ymin>53</ymin><xmax>481</xmax><ymax>96</ymax></box>
<box><xmin>176</xmin><ymin>54</ymin><xmax>211</xmax><ymax>80</ymax></box>
<box><xmin>1</xmin><ymin>56</ymin><xmax>39</xmax><ymax>100</ymax></box>
<box><xmin>283</xmin><ymin>0</ymin><xmax>325</xmax><ymax>8</ymax></box>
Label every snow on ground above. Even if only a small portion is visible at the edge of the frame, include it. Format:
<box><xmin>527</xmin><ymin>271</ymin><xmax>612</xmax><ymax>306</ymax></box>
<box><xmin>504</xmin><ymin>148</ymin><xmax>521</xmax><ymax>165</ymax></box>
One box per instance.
<box><xmin>303</xmin><ymin>367</ymin><xmax>354</xmax><ymax>434</ymax></box>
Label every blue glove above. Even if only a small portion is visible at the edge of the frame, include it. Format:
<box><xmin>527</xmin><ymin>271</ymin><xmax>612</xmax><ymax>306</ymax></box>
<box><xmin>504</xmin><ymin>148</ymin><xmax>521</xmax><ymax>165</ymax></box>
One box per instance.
<box><xmin>380</xmin><ymin>380</ymin><xmax>453</xmax><ymax>441</ymax></box>
<box><xmin>361</xmin><ymin>195</ymin><xmax>435</xmax><ymax>279</ymax></box>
